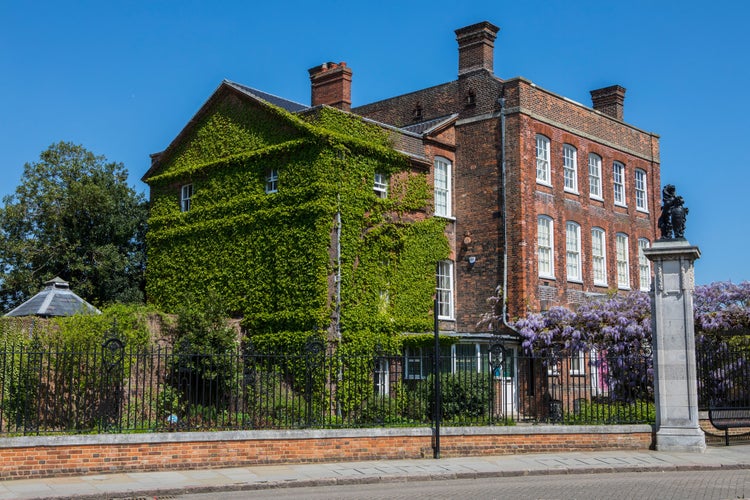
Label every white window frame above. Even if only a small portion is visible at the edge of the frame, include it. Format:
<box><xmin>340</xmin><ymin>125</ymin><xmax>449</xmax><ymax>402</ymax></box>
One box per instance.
<box><xmin>437</xmin><ymin>260</ymin><xmax>454</xmax><ymax>319</ymax></box>
<box><xmin>180</xmin><ymin>184</ymin><xmax>193</xmax><ymax>212</ymax></box>
<box><xmin>563</xmin><ymin>144</ymin><xmax>578</xmax><ymax>193</ymax></box>
<box><xmin>570</xmin><ymin>350</ymin><xmax>586</xmax><ymax>375</ymax></box>
<box><xmin>265</xmin><ymin>168</ymin><xmax>278</xmax><ymax>194</ymax></box>
<box><xmin>374</xmin><ymin>172</ymin><xmax>388</xmax><ymax>198</ymax></box>
<box><xmin>537</xmin><ymin>216</ymin><xmax>554</xmax><ymax>279</ymax></box>
<box><xmin>592</xmin><ymin>227</ymin><xmax>607</xmax><ymax>286</ymax></box>
<box><xmin>434</xmin><ymin>157</ymin><xmax>452</xmax><ymax>218</ymax></box>
<box><xmin>566</xmin><ymin>221</ymin><xmax>582</xmax><ymax>282</ymax></box>
<box><xmin>635</xmin><ymin>169</ymin><xmax>648</xmax><ymax>212</ymax></box>
<box><xmin>536</xmin><ymin>135</ymin><xmax>551</xmax><ymax>185</ymax></box>
<box><xmin>613</xmin><ymin>162</ymin><xmax>626</xmax><ymax>206</ymax></box>
<box><xmin>638</xmin><ymin>238</ymin><xmax>651</xmax><ymax>291</ymax></box>
<box><xmin>453</xmin><ymin>343</ymin><xmax>484</xmax><ymax>373</ymax></box>
<box><xmin>374</xmin><ymin>358</ymin><xmax>390</xmax><ymax>395</ymax></box>
<box><xmin>404</xmin><ymin>347</ymin><xmax>426</xmax><ymax>380</ymax></box>
<box><xmin>588</xmin><ymin>154</ymin><xmax>602</xmax><ymax>199</ymax></box>
<box><xmin>616</xmin><ymin>233</ymin><xmax>630</xmax><ymax>289</ymax></box>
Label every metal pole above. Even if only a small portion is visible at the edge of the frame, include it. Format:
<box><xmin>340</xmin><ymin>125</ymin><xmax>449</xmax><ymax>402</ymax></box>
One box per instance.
<box><xmin>433</xmin><ymin>283</ymin><xmax>441</xmax><ymax>459</ymax></box>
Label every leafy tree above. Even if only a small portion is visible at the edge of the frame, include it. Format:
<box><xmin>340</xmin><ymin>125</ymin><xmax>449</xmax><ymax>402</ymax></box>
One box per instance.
<box><xmin>0</xmin><ymin>142</ymin><xmax>147</xmax><ymax>310</ymax></box>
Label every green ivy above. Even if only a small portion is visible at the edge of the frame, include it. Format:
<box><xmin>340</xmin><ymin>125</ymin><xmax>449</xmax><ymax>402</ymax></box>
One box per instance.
<box><xmin>144</xmin><ymin>93</ymin><xmax>448</xmax><ymax>350</ymax></box>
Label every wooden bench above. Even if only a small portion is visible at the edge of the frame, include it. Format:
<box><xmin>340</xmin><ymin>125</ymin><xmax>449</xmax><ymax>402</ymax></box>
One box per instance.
<box><xmin>708</xmin><ymin>407</ymin><xmax>750</xmax><ymax>445</ymax></box>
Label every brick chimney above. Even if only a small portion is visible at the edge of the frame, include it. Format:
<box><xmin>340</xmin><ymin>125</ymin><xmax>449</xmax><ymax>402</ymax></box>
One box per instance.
<box><xmin>308</xmin><ymin>62</ymin><xmax>352</xmax><ymax>111</ymax></box>
<box><xmin>590</xmin><ymin>85</ymin><xmax>626</xmax><ymax>121</ymax></box>
<box><xmin>455</xmin><ymin>21</ymin><xmax>500</xmax><ymax>76</ymax></box>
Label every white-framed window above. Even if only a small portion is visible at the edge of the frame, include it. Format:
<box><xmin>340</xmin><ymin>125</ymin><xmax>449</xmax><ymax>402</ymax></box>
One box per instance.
<box><xmin>536</xmin><ymin>135</ymin><xmax>551</xmax><ymax>185</ymax></box>
<box><xmin>635</xmin><ymin>169</ymin><xmax>648</xmax><ymax>212</ymax></box>
<box><xmin>434</xmin><ymin>157</ymin><xmax>452</xmax><ymax>217</ymax></box>
<box><xmin>616</xmin><ymin>233</ymin><xmax>630</xmax><ymax>289</ymax></box>
<box><xmin>374</xmin><ymin>172</ymin><xmax>388</xmax><ymax>198</ymax></box>
<box><xmin>436</xmin><ymin>260</ymin><xmax>454</xmax><ymax>319</ymax></box>
<box><xmin>638</xmin><ymin>238</ymin><xmax>651</xmax><ymax>291</ymax></box>
<box><xmin>537</xmin><ymin>216</ymin><xmax>554</xmax><ymax>278</ymax></box>
<box><xmin>404</xmin><ymin>347</ymin><xmax>426</xmax><ymax>379</ymax></box>
<box><xmin>613</xmin><ymin>162</ymin><xmax>626</xmax><ymax>206</ymax></box>
<box><xmin>592</xmin><ymin>227</ymin><xmax>607</xmax><ymax>286</ymax></box>
<box><xmin>453</xmin><ymin>343</ymin><xmax>488</xmax><ymax>373</ymax></box>
<box><xmin>265</xmin><ymin>168</ymin><xmax>278</xmax><ymax>194</ymax></box>
<box><xmin>563</xmin><ymin>144</ymin><xmax>578</xmax><ymax>193</ymax></box>
<box><xmin>180</xmin><ymin>184</ymin><xmax>193</xmax><ymax>212</ymax></box>
<box><xmin>566</xmin><ymin>221</ymin><xmax>582</xmax><ymax>282</ymax></box>
<box><xmin>588</xmin><ymin>154</ymin><xmax>602</xmax><ymax>199</ymax></box>
<box><xmin>374</xmin><ymin>358</ymin><xmax>390</xmax><ymax>395</ymax></box>
<box><xmin>570</xmin><ymin>350</ymin><xmax>586</xmax><ymax>375</ymax></box>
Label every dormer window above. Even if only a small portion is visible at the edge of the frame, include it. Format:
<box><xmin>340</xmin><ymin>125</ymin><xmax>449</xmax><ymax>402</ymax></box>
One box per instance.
<box><xmin>374</xmin><ymin>172</ymin><xmax>388</xmax><ymax>198</ymax></box>
<box><xmin>265</xmin><ymin>168</ymin><xmax>278</xmax><ymax>194</ymax></box>
<box><xmin>180</xmin><ymin>184</ymin><xmax>193</xmax><ymax>212</ymax></box>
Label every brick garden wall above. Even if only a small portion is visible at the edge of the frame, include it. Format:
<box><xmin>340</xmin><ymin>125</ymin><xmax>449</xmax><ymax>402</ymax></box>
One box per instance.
<box><xmin>0</xmin><ymin>426</ymin><xmax>654</xmax><ymax>480</ymax></box>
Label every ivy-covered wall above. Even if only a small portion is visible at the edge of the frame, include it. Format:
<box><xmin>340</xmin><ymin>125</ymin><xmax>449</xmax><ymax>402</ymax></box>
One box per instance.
<box><xmin>145</xmin><ymin>89</ymin><xmax>448</xmax><ymax>349</ymax></box>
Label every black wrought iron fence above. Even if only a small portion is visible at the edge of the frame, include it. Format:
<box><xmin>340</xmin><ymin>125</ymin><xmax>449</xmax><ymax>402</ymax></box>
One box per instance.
<box><xmin>0</xmin><ymin>339</ymin><xmax>655</xmax><ymax>435</ymax></box>
<box><xmin>696</xmin><ymin>335</ymin><xmax>750</xmax><ymax>409</ymax></box>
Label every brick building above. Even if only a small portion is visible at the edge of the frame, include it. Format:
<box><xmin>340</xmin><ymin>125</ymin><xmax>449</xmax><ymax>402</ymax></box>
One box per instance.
<box><xmin>349</xmin><ymin>21</ymin><xmax>659</xmax><ymax>338</ymax></box>
<box><xmin>144</xmin><ymin>20</ymin><xmax>659</xmax><ymax>347</ymax></box>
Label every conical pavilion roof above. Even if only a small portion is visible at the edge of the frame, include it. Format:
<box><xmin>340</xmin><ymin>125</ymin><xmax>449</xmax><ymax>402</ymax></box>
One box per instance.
<box><xmin>3</xmin><ymin>277</ymin><xmax>101</xmax><ymax>317</ymax></box>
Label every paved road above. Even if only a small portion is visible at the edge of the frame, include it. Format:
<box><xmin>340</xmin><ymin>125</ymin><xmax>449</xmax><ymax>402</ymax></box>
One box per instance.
<box><xmin>177</xmin><ymin>469</ymin><xmax>750</xmax><ymax>500</ymax></box>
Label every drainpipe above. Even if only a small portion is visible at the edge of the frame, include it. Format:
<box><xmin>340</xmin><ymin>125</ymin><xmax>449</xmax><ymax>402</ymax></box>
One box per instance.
<box><xmin>498</xmin><ymin>93</ymin><xmax>518</xmax><ymax>334</ymax></box>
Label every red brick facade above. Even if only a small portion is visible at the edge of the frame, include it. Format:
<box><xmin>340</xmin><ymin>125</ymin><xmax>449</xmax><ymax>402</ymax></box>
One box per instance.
<box><xmin>353</xmin><ymin>21</ymin><xmax>660</xmax><ymax>335</ymax></box>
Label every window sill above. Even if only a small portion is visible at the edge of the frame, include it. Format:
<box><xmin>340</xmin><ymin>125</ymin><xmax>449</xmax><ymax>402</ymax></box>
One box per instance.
<box><xmin>564</xmin><ymin>189</ymin><xmax>580</xmax><ymax>196</ymax></box>
<box><xmin>636</xmin><ymin>207</ymin><xmax>649</xmax><ymax>214</ymax></box>
<box><xmin>589</xmin><ymin>195</ymin><xmax>604</xmax><ymax>202</ymax></box>
<box><xmin>438</xmin><ymin>317</ymin><xmax>456</xmax><ymax>322</ymax></box>
<box><xmin>536</xmin><ymin>180</ymin><xmax>553</xmax><ymax>188</ymax></box>
<box><xmin>567</xmin><ymin>278</ymin><xmax>583</xmax><ymax>284</ymax></box>
<box><xmin>614</xmin><ymin>202</ymin><xmax>627</xmax><ymax>208</ymax></box>
<box><xmin>434</xmin><ymin>214</ymin><xmax>456</xmax><ymax>221</ymax></box>
<box><xmin>593</xmin><ymin>282</ymin><xmax>608</xmax><ymax>287</ymax></box>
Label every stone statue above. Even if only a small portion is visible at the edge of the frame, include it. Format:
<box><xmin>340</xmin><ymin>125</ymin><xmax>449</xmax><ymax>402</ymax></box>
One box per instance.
<box><xmin>658</xmin><ymin>184</ymin><xmax>688</xmax><ymax>239</ymax></box>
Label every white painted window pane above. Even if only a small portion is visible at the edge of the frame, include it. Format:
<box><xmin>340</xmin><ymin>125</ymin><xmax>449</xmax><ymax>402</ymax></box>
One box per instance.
<box><xmin>589</xmin><ymin>154</ymin><xmax>602</xmax><ymax>198</ymax></box>
<box><xmin>434</xmin><ymin>159</ymin><xmax>451</xmax><ymax>217</ymax></box>
<box><xmin>635</xmin><ymin>170</ymin><xmax>647</xmax><ymax>210</ymax></box>
<box><xmin>616</xmin><ymin>234</ymin><xmax>629</xmax><ymax>288</ymax></box>
<box><xmin>592</xmin><ymin>228</ymin><xmax>607</xmax><ymax>285</ymax></box>
<box><xmin>639</xmin><ymin>238</ymin><xmax>651</xmax><ymax>291</ymax></box>
<box><xmin>538</xmin><ymin>217</ymin><xmax>553</xmax><ymax>277</ymax></box>
<box><xmin>536</xmin><ymin>136</ymin><xmax>550</xmax><ymax>184</ymax></box>
<box><xmin>566</xmin><ymin>222</ymin><xmax>581</xmax><ymax>280</ymax></box>
<box><xmin>437</xmin><ymin>260</ymin><xmax>453</xmax><ymax>318</ymax></box>
<box><xmin>613</xmin><ymin>162</ymin><xmax>625</xmax><ymax>205</ymax></box>
<box><xmin>563</xmin><ymin>145</ymin><xmax>578</xmax><ymax>192</ymax></box>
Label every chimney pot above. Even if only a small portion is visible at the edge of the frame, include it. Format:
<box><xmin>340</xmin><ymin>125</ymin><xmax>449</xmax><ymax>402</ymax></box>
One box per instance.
<box><xmin>590</xmin><ymin>85</ymin><xmax>626</xmax><ymax>120</ymax></box>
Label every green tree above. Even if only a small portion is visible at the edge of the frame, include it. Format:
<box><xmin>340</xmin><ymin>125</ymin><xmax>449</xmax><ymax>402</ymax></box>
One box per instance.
<box><xmin>0</xmin><ymin>142</ymin><xmax>147</xmax><ymax>310</ymax></box>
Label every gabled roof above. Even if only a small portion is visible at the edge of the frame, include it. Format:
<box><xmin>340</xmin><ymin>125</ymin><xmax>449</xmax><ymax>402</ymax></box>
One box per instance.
<box><xmin>4</xmin><ymin>277</ymin><xmax>101</xmax><ymax>318</ymax></box>
<box><xmin>143</xmin><ymin>80</ymin><xmax>310</xmax><ymax>183</ymax></box>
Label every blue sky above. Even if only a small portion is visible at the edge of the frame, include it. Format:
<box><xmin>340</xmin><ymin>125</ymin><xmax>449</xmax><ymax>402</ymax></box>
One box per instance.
<box><xmin>1</xmin><ymin>1</ymin><xmax>748</xmax><ymax>285</ymax></box>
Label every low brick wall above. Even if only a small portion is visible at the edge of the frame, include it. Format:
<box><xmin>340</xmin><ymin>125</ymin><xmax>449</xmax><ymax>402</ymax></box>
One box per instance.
<box><xmin>0</xmin><ymin>425</ymin><xmax>654</xmax><ymax>480</ymax></box>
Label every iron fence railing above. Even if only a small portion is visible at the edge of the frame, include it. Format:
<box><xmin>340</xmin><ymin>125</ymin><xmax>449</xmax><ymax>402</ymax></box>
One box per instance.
<box><xmin>0</xmin><ymin>339</ymin><xmax>656</xmax><ymax>435</ymax></box>
<box><xmin>696</xmin><ymin>336</ymin><xmax>750</xmax><ymax>410</ymax></box>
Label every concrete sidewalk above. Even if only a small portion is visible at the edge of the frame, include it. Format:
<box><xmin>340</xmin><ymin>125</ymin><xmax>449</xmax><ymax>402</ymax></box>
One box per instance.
<box><xmin>1</xmin><ymin>444</ymin><xmax>749</xmax><ymax>499</ymax></box>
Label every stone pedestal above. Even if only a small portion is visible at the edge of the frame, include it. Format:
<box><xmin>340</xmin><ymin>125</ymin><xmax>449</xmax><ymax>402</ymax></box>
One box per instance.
<box><xmin>644</xmin><ymin>239</ymin><xmax>705</xmax><ymax>452</ymax></box>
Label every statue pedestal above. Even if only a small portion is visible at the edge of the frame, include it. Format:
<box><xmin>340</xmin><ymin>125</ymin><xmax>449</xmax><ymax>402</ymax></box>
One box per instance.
<box><xmin>644</xmin><ymin>239</ymin><xmax>705</xmax><ymax>453</ymax></box>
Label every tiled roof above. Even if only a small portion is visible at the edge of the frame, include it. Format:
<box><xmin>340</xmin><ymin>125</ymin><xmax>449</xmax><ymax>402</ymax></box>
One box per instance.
<box><xmin>4</xmin><ymin>277</ymin><xmax>101</xmax><ymax>317</ymax></box>
<box><xmin>400</xmin><ymin>114</ymin><xmax>458</xmax><ymax>135</ymax></box>
<box><xmin>225</xmin><ymin>81</ymin><xmax>310</xmax><ymax>113</ymax></box>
